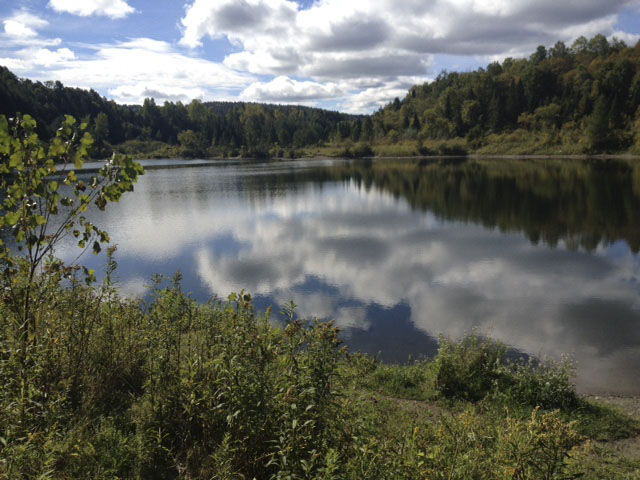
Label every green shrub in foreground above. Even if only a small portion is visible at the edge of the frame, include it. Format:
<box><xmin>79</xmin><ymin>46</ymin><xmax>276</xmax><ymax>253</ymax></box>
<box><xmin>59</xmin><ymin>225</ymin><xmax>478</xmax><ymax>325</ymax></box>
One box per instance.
<box><xmin>433</xmin><ymin>333</ymin><xmax>506</xmax><ymax>401</ymax></box>
<box><xmin>0</xmin><ymin>273</ymin><xmax>351</xmax><ymax>479</ymax></box>
<box><xmin>432</xmin><ymin>333</ymin><xmax>579</xmax><ymax>409</ymax></box>
<box><xmin>0</xmin><ymin>269</ymin><xmax>594</xmax><ymax>479</ymax></box>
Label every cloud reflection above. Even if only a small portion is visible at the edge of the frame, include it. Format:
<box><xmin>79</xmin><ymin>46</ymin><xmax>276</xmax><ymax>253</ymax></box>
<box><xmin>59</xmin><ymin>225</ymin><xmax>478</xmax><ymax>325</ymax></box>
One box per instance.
<box><xmin>56</xmin><ymin>161</ymin><xmax>640</xmax><ymax>394</ymax></box>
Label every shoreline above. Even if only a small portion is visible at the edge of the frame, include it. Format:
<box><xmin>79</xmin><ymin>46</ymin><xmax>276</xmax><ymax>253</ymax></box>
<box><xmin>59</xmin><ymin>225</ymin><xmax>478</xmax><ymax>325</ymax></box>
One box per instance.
<box><xmin>114</xmin><ymin>152</ymin><xmax>640</xmax><ymax>162</ymax></box>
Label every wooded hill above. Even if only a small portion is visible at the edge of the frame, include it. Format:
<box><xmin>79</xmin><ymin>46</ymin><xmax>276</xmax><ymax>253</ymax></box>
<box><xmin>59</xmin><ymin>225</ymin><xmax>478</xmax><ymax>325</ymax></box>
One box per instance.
<box><xmin>2</xmin><ymin>34</ymin><xmax>640</xmax><ymax>157</ymax></box>
<box><xmin>372</xmin><ymin>34</ymin><xmax>640</xmax><ymax>154</ymax></box>
<box><xmin>0</xmin><ymin>66</ymin><xmax>359</xmax><ymax>158</ymax></box>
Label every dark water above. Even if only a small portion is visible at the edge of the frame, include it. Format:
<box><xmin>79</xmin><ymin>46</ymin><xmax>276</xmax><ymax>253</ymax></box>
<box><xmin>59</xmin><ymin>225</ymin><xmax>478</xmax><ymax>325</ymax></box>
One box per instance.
<box><xmin>57</xmin><ymin>157</ymin><xmax>640</xmax><ymax>395</ymax></box>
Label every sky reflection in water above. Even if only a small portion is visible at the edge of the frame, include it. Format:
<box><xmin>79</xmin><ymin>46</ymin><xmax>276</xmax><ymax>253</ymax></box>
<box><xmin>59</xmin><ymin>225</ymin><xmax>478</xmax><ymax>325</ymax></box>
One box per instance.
<box><xmin>57</xmin><ymin>158</ymin><xmax>640</xmax><ymax>395</ymax></box>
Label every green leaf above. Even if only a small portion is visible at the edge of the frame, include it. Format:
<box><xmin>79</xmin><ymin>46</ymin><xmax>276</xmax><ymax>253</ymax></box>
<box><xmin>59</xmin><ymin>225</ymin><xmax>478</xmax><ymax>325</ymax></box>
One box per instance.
<box><xmin>9</xmin><ymin>153</ymin><xmax>23</xmax><ymax>168</ymax></box>
<box><xmin>95</xmin><ymin>195</ymin><xmax>107</xmax><ymax>211</ymax></box>
<box><xmin>22</xmin><ymin>114</ymin><xmax>36</xmax><ymax>128</ymax></box>
<box><xmin>4</xmin><ymin>211</ymin><xmax>20</xmax><ymax>226</ymax></box>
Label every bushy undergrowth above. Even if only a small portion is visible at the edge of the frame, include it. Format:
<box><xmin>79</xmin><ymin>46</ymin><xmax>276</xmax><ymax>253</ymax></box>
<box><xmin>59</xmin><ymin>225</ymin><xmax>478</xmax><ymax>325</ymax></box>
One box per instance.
<box><xmin>0</xmin><ymin>266</ymin><xmax>636</xmax><ymax>478</ymax></box>
<box><xmin>0</xmin><ymin>267</ymin><xmax>350</xmax><ymax>479</ymax></box>
<box><xmin>432</xmin><ymin>333</ymin><xmax>579</xmax><ymax>409</ymax></box>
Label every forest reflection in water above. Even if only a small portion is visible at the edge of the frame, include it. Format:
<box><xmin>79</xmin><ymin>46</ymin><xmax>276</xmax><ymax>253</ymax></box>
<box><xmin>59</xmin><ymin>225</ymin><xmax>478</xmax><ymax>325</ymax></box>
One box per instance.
<box><xmin>59</xmin><ymin>157</ymin><xmax>640</xmax><ymax>394</ymax></box>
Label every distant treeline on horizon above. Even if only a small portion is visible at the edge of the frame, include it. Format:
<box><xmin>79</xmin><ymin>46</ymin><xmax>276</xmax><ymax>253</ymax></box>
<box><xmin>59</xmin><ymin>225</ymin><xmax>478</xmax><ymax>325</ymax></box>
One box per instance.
<box><xmin>2</xmin><ymin>33</ymin><xmax>640</xmax><ymax>157</ymax></box>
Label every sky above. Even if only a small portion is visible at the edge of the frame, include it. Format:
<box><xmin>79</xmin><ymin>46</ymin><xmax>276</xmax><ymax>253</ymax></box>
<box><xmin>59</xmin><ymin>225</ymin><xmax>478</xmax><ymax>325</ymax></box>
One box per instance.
<box><xmin>1</xmin><ymin>0</ymin><xmax>640</xmax><ymax>114</ymax></box>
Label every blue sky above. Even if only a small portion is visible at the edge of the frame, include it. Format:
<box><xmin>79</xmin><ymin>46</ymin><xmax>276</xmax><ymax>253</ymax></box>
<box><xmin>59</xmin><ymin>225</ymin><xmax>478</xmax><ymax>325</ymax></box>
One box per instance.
<box><xmin>1</xmin><ymin>0</ymin><xmax>640</xmax><ymax>113</ymax></box>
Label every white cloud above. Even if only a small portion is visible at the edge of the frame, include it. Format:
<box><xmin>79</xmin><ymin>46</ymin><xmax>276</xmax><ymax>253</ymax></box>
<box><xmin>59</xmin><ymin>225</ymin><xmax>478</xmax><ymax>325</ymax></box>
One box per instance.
<box><xmin>180</xmin><ymin>0</ymin><xmax>298</xmax><ymax>48</ymax></box>
<box><xmin>610</xmin><ymin>30</ymin><xmax>640</xmax><ymax>45</ymax></box>
<box><xmin>48</xmin><ymin>0</ymin><xmax>135</xmax><ymax>19</ymax></box>
<box><xmin>3</xmin><ymin>11</ymin><xmax>48</xmax><ymax>40</ymax></box>
<box><xmin>4</xmin><ymin>19</ymin><xmax>38</xmax><ymax>38</ymax></box>
<box><xmin>180</xmin><ymin>0</ymin><xmax>639</xmax><ymax>112</ymax></box>
<box><xmin>4</xmin><ymin>38</ymin><xmax>254</xmax><ymax>105</ymax></box>
<box><xmin>338</xmin><ymin>80</ymin><xmax>419</xmax><ymax>114</ymax></box>
<box><xmin>241</xmin><ymin>76</ymin><xmax>343</xmax><ymax>104</ymax></box>
<box><xmin>2</xmin><ymin>1</ymin><xmax>639</xmax><ymax>112</ymax></box>
<box><xmin>26</xmin><ymin>47</ymin><xmax>75</xmax><ymax>67</ymax></box>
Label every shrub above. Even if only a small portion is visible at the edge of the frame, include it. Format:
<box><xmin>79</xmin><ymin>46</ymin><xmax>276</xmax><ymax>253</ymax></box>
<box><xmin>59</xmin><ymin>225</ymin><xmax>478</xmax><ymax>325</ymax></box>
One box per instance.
<box><xmin>433</xmin><ymin>333</ymin><xmax>506</xmax><ymax>401</ymax></box>
<box><xmin>351</xmin><ymin>142</ymin><xmax>374</xmax><ymax>157</ymax></box>
<box><xmin>437</xmin><ymin>141</ymin><xmax>468</xmax><ymax>156</ymax></box>
<box><xmin>504</xmin><ymin>357</ymin><xmax>579</xmax><ymax>410</ymax></box>
<box><xmin>432</xmin><ymin>333</ymin><xmax>580</xmax><ymax>409</ymax></box>
<box><xmin>496</xmin><ymin>407</ymin><xmax>581</xmax><ymax>479</ymax></box>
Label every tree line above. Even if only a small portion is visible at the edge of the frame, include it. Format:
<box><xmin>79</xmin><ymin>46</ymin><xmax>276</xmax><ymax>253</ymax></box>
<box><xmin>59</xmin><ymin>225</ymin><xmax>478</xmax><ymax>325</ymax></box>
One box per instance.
<box><xmin>2</xmin><ymin>34</ymin><xmax>640</xmax><ymax>156</ymax></box>
<box><xmin>0</xmin><ymin>66</ymin><xmax>360</xmax><ymax>158</ymax></box>
<box><xmin>372</xmin><ymin>34</ymin><xmax>640</xmax><ymax>153</ymax></box>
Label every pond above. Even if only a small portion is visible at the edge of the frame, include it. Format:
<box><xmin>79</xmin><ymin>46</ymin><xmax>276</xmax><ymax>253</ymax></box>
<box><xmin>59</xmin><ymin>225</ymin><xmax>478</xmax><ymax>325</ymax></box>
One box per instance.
<box><xmin>57</xmin><ymin>156</ymin><xmax>640</xmax><ymax>395</ymax></box>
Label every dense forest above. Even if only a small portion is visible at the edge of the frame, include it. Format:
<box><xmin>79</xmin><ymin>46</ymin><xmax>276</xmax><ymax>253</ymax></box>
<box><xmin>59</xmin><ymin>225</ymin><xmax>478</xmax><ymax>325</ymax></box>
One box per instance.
<box><xmin>2</xmin><ymin>34</ymin><xmax>640</xmax><ymax>157</ymax></box>
<box><xmin>374</xmin><ymin>34</ymin><xmax>640</xmax><ymax>154</ymax></box>
<box><xmin>0</xmin><ymin>66</ymin><xmax>359</xmax><ymax>158</ymax></box>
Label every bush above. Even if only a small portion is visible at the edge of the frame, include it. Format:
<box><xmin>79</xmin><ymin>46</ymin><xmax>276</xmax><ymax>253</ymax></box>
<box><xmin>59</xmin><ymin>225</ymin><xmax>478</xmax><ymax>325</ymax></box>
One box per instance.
<box><xmin>496</xmin><ymin>408</ymin><xmax>581</xmax><ymax>479</ymax></box>
<box><xmin>0</xmin><ymin>269</ymin><xmax>351</xmax><ymax>479</ymax></box>
<box><xmin>437</xmin><ymin>141</ymin><xmax>468</xmax><ymax>156</ymax></box>
<box><xmin>433</xmin><ymin>333</ymin><xmax>579</xmax><ymax>408</ymax></box>
<box><xmin>433</xmin><ymin>333</ymin><xmax>506</xmax><ymax>401</ymax></box>
<box><xmin>351</xmin><ymin>142</ymin><xmax>374</xmax><ymax>157</ymax></box>
<box><xmin>341</xmin><ymin>142</ymin><xmax>374</xmax><ymax>158</ymax></box>
<box><xmin>504</xmin><ymin>357</ymin><xmax>579</xmax><ymax>410</ymax></box>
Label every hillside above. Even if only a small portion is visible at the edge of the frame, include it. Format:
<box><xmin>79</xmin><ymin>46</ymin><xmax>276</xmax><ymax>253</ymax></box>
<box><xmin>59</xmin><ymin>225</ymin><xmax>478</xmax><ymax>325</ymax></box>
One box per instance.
<box><xmin>371</xmin><ymin>35</ymin><xmax>640</xmax><ymax>154</ymax></box>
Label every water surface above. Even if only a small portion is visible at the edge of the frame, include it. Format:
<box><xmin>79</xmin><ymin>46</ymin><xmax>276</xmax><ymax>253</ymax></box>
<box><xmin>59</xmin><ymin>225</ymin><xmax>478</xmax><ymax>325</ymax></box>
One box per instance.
<box><xmin>58</xmin><ymin>157</ymin><xmax>640</xmax><ymax>395</ymax></box>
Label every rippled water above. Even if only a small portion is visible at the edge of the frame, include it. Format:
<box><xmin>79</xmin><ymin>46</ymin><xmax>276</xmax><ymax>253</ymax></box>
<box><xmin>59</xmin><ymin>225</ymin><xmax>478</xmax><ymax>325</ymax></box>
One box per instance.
<box><xmin>57</xmin><ymin>157</ymin><xmax>640</xmax><ymax>394</ymax></box>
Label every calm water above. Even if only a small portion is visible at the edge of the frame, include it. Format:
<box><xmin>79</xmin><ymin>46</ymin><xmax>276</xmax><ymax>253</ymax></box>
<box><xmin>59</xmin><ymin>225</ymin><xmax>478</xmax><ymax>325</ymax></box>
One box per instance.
<box><xmin>57</xmin><ymin>157</ymin><xmax>640</xmax><ymax>395</ymax></box>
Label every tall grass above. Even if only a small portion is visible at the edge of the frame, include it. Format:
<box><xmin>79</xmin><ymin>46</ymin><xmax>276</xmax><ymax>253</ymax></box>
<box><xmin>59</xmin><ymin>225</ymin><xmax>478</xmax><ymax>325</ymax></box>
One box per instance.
<box><xmin>1</xmin><ymin>264</ymin><xmax>637</xmax><ymax>478</ymax></box>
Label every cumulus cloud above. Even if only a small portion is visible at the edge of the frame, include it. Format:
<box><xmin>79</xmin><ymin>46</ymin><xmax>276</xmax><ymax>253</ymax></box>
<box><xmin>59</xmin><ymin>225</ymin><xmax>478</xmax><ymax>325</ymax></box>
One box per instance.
<box><xmin>48</xmin><ymin>0</ymin><xmax>135</xmax><ymax>19</ymax></box>
<box><xmin>24</xmin><ymin>47</ymin><xmax>75</xmax><ymax>66</ymax></box>
<box><xmin>610</xmin><ymin>30</ymin><xmax>640</xmax><ymax>45</ymax></box>
<box><xmin>180</xmin><ymin>0</ymin><xmax>298</xmax><ymax>48</ymax></box>
<box><xmin>1</xmin><ymin>1</ymin><xmax>639</xmax><ymax>112</ymax></box>
<box><xmin>180</xmin><ymin>0</ymin><xmax>640</xmax><ymax>112</ymax></box>
<box><xmin>241</xmin><ymin>76</ymin><xmax>343</xmax><ymax>103</ymax></box>
<box><xmin>338</xmin><ymin>78</ymin><xmax>422</xmax><ymax>113</ymax></box>
<box><xmin>2</xmin><ymin>11</ymin><xmax>50</xmax><ymax>41</ymax></box>
<box><xmin>3</xmin><ymin>37</ymin><xmax>254</xmax><ymax>105</ymax></box>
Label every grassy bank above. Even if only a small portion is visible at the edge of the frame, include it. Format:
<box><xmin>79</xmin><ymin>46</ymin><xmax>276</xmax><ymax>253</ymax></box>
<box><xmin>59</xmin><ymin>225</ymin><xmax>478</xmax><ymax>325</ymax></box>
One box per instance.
<box><xmin>115</xmin><ymin>135</ymin><xmax>640</xmax><ymax>162</ymax></box>
<box><xmin>1</xmin><ymin>266</ymin><xmax>639</xmax><ymax>479</ymax></box>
